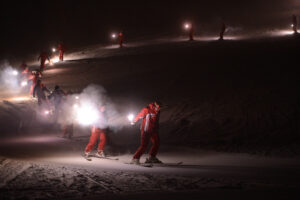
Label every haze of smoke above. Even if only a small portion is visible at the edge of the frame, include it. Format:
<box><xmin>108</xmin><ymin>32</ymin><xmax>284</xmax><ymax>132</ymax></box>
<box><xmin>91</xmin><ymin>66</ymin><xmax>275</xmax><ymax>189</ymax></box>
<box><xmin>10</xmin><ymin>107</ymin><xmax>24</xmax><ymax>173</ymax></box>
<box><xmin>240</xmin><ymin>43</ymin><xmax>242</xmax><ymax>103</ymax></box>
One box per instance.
<box><xmin>58</xmin><ymin>84</ymin><xmax>129</xmax><ymax>132</ymax></box>
<box><xmin>0</xmin><ymin>60</ymin><xmax>25</xmax><ymax>95</ymax></box>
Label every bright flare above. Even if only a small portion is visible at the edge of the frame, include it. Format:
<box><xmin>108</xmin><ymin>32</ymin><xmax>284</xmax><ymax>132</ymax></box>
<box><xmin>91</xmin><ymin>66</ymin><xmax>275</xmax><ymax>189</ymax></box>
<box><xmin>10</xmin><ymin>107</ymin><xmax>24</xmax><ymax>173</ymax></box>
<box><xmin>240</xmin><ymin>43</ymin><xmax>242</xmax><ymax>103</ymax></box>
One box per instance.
<box><xmin>52</xmin><ymin>48</ymin><xmax>56</xmax><ymax>52</ymax></box>
<box><xmin>184</xmin><ymin>23</ymin><xmax>190</xmax><ymax>29</ymax></box>
<box><xmin>75</xmin><ymin>104</ymin><xmax>99</xmax><ymax>126</ymax></box>
<box><xmin>73</xmin><ymin>104</ymin><xmax>79</xmax><ymax>109</ymax></box>
<box><xmin>75</xmin><ymin>96</ymin><xmax>79</xmax><ymax>100</ymax></box>
<box><xmin>21</xmin><ymin>81</ymin><xmax>28</xmax><ymax>87</ymax></box>
<box><xmin>52</xmin><ymin>57</ymin><xmax>60</xmax><ymax>63</ymax></box>
<box><xmin>111</xmin><ymin>33</ymin><xmax>117</xmax><ymax>39</ymax></box>
<box><xmin>12</xmin><ymin>70</ymin><xmax>18</xmax><ymax>76</ymax></box>
<box><xmin>128</xmin><ymin>114</ymin><xmax>135</xmax><ymax>125</ymax></box>
<box><xmin>44</xmin><ymin>110</ymin><xmax>50</xmax><ymax>115</ymax></box>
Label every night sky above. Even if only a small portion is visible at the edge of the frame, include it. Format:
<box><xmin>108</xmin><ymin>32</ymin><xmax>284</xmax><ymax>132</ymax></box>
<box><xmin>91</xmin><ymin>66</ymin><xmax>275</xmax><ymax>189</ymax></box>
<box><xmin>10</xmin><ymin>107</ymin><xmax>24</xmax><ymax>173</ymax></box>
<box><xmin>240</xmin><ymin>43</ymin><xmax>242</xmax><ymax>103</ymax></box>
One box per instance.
<box><xmin>0</xmin><ymin>0</ymin><xmax>299</xmax><ymax>60</ymax></box>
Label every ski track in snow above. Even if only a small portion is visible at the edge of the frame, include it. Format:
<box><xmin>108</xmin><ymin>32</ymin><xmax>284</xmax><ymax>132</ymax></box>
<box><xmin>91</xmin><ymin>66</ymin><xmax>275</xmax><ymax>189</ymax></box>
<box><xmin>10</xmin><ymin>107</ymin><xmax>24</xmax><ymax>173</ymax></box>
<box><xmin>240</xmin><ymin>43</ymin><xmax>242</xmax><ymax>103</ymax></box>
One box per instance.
<box><xmin>0</xmin><ymin>155</ymin><xmax>298</xmax><ymax>199</ymax></box>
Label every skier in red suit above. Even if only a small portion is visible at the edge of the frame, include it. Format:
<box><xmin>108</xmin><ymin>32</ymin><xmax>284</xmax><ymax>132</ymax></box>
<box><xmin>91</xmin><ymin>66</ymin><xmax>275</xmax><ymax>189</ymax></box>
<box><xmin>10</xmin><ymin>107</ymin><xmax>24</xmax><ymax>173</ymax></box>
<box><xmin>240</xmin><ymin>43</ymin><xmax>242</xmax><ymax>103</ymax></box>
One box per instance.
<box><xmin>131</xmin><ymin>101</ymin><xmax>162</xmax><ymax>164</ymax></box>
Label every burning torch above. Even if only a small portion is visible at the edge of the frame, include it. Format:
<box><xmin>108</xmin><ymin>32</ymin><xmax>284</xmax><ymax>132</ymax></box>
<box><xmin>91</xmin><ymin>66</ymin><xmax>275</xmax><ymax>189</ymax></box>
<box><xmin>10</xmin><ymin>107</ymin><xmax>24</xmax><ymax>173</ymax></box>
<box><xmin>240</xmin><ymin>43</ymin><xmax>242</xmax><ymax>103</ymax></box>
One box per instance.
<box><xmin>21</xmin><ymin>81</ymin><xmax>28</xmax><ymax>87</ymax></box>
<box><xmin>127</xmin><ymin>114</ymin><xmax>135</xmax><ymax>125</ymax></box>
<box><xmin>12</xmin><ymin>70</ymin><xmax>18</xmax><ymax>76</ymax></box>
<box><xmin>111</xmin><ymin>33</ymin><xmax>117</xmax><ymax>39</ymax></box>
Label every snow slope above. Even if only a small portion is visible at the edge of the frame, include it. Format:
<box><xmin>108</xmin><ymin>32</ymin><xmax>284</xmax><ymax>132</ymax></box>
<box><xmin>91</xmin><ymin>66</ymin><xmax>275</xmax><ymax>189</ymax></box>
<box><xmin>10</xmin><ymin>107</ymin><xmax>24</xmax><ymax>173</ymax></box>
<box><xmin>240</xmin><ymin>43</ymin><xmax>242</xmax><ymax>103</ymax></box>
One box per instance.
<box><xmin>0</xmin><ymin>34</ymin><xmax>300</xmax><ymax>199</ymax></box>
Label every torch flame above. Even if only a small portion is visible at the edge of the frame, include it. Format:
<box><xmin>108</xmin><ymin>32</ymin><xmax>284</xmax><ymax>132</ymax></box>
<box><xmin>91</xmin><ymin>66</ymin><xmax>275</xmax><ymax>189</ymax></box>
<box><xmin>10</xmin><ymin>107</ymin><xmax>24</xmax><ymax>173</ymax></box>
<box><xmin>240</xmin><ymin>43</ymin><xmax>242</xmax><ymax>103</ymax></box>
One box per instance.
<box><xmin>21</xmin><ymin>81</ymin><xmax>28</xmax><ymax>87</ymax></box>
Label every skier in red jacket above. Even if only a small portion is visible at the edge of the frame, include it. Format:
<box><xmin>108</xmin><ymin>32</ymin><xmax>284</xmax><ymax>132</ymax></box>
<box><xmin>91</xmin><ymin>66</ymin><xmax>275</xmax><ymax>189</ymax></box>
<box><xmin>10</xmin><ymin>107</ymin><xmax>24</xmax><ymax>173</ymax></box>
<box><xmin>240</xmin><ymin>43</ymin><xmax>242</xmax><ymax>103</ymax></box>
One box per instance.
<box><xmin>189</xmin><ymin>24</ymin><xmax>194</xmax><ymax>41</ymax></box>
<box><xmin>28</xmin><ymin>70</ymin><xmax>42</xmax><ymax>95</ymax></box>
<box><xmin>131</xmin><ymin>101</ymin><xmax>162</xmax><ymax>164</ymax></box>
<box><xmin>38</xmin><ymin>51</ymin><xmax>50</xmax><ymax>72</ymax></box>
<box><xmin>58</xmin><ymin>43</ymin><xmax>65</xmax><ymax>61</ymax></box>
<box><xmin>119</xmin><ymin>32</ymin><xmax>124</xmax><ymax>48</ymax></box>
<box><xmin>84</xmin><ymin>106</ymin><xmax>107</xmax><ymax>158</ymax></box>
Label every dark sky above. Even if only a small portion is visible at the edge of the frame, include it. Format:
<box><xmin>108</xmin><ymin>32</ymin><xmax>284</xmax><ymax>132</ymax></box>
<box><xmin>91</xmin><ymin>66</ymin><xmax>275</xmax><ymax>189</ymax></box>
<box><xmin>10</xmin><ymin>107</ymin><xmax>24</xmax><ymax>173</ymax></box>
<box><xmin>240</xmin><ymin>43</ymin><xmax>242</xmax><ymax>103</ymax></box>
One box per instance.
<box><xmin>0</xmin><ymin>0</ymin><xmax>298</xmax><ymax>61</ymax></box>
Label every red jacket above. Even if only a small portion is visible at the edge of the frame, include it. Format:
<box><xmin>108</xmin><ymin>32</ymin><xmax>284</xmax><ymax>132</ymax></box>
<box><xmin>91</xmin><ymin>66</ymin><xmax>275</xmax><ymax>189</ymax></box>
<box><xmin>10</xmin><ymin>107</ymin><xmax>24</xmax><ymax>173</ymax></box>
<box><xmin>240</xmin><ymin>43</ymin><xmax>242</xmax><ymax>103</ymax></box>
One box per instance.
<box><xmin>134</xmin><ymin>103</ymin><xmax>160</xmax><ymax>133</ymax></box>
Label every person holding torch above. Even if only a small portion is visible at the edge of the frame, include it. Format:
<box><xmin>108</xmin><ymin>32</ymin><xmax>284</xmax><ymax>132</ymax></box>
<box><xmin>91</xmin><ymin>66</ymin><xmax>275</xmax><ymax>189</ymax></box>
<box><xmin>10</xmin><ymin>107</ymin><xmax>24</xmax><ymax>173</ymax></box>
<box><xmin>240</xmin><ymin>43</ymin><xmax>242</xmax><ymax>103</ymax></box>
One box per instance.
<box><xmin>184</xmin><ymin>23</ymin><xmax>194</xmax><ymax>41</ymax></box>
<box><xmin>130</xmin><ymin>101</ymin><xmax>162</xmax><ymax>164</ymax></box>
<box><xmin>84</xmin><ymin>105</ymin><xmax>108</xmax><ymax>158</ymax></box>
<box><xmin>58</xmin><ymin>43</ymin><xmax>65</xmax><ymax>61</ymax></box>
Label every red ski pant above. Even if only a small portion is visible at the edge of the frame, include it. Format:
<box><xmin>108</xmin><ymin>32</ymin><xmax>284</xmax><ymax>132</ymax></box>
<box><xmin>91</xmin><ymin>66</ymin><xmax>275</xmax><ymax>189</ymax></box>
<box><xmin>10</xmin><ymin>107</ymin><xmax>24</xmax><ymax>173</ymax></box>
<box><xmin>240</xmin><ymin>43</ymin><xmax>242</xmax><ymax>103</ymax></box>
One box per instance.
<box><xmin>119</xmin><ymin>40</ymin><xmax>123</xmax><ymax>48</ymax></box>
<box><xmin>85</xmin><ymin>130</ymin><xmax>106</xmax><ymax>153</ymax></box>
<box><xmin>133</xmin><ymin>131</ymin><xmax>160</xmax><ymax>159</ymax></box>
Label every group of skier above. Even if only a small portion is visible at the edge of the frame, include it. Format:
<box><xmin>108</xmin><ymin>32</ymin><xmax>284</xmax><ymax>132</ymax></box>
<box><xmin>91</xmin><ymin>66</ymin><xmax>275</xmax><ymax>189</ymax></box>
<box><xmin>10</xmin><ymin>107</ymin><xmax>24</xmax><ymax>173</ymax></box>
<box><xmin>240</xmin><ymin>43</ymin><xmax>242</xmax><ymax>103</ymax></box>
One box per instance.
<box><xmin>186</xmin><ymin>21</ymin><xmax>226</xmax><ymax>41</ymax></box>
<box><xmin>19</xmin><ymin>15</ymin><xmax>298</xmax><ymax>165</ymax></box>
<box><xmin>83</xmin><ymin>100</ymin><xmax>163</xmax><ymax>164</ymax></box>
<box><xmin>186</xmin><ymin>15</ymin><xmax>298</xmax><ymax>41</ymax></box>
<box><xmin>21</xmin><ymin>42</ymin><xmax>162</xmax><ymax>164</ymax></box>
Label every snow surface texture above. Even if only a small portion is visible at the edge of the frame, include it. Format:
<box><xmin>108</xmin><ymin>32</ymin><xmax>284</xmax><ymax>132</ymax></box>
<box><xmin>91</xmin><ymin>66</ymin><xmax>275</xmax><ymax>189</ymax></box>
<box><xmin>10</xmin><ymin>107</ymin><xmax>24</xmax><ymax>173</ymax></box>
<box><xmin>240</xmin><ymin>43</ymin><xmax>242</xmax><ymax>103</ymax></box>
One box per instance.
<box><xmin>0</xmin><ymin>151</ymin><xmax>299</xmax><ymax>200</ymax></box>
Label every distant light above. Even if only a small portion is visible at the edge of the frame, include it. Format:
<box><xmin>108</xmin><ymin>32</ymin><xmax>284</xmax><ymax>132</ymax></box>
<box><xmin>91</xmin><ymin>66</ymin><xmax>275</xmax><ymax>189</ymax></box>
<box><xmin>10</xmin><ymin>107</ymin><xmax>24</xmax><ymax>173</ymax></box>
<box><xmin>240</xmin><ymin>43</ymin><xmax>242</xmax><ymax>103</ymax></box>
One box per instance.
<box><xmin>21</xmin><ymin>81</ymin><xmax>28</xmax><ymax>87</ymax></box>
<box><xmin>111</xmin><ymin>33</ymin><xmax>117</xmax><ymax>39</ymax></box>
<box><xmin>52</xmin><ymin>48</ymin><xmax>56</xmax><ymax>52</ymax></box>
<box><xmin>184</xmin><ymin>23</ymin><xmax>190</xmax><ymax>30</ymax></box>
<box><xmin>44</xmin><ymin>110</ymin><xmax>50</xmax><ymax>115</ymax></box>
<box><xmin>75</xmin><ymin>96</ymin><xmax>79</xmax><ymax>100</ymax></box>
<box><xmin>12</xmin><ymin>70</ymin><xmax>18</xmax><ymax>76</ymax></box>
<box><xmin>270</xmin><ymin>29</ymin><xmax>294</xmax><ymax>37</ymax></box>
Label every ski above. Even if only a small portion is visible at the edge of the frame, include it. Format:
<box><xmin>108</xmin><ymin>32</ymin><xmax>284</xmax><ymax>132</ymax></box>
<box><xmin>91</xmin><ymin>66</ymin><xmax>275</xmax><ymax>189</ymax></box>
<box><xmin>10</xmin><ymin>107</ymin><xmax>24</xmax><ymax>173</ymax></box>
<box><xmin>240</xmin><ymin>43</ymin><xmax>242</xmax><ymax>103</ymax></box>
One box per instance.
<box><xmin>90</xmin><ymin>155</ymin><xmax>119</xmax><ymax>161</ymax></box>
<box><xmin>151</xmin><ymin>162</ymin><xmax>183</xmax><ymax>167</ymax></box>
<box><xmin>124</xmin><ymin>162</ymin><xmax>153</xmax><ymax>168</ymax></box>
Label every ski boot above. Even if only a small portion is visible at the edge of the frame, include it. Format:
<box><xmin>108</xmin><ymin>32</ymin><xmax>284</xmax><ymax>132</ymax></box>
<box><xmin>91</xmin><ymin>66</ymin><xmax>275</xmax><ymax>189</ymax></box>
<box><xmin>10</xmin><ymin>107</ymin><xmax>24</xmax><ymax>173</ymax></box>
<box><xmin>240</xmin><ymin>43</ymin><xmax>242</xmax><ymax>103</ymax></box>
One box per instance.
<box><xmin>145</xmin><ymin>156</ymin><xmax>163</xmax><ymax>164</ymax></box>
<box><xmin>95</xmin><ymin>150</ymin><xmax>105</xmax><ymax>158</ymax></box>
<box><xmin>84</xmin><ymin>152</ymin><xmax>90</xmax><ymax>158</ymax></box>
<box><xmin>130</xmin><ymin>158</ymin><xmax>140</xmax><ymax>165</ymax></box>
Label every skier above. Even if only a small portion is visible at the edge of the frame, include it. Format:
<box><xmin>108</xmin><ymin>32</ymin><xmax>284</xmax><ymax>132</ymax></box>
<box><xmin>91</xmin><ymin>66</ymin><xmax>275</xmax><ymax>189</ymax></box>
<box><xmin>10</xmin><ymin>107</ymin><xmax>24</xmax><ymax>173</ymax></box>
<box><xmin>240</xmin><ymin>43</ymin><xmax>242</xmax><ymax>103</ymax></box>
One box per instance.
<box><xmin>59</xmin><ymin>91</ymin><xmax>75</xmax><ymax>139</ymax></box>
<box><xmin>84</xmin><ymin>105</ymin><xmax>108</xmax><ymax>158</ymax></box>
<box><xmin>28</xmin><ymin>70</ymin><xmax>42</xmax><ymax>95</ymax></box>
<box><xmin>38</xmin><ymin>51</ymin><xmax>50</xmax><ymax>72</ymax></box>
<box><xmin>48</xmin><ymin>85</ymin><xmax>66</xmax><ymax>121</ymax></box>
<box><xmin>33</xmin><ymin>79</ymin><xmax>50</xmax><ymax>106</ymax></box>
<box><xmin>130</xmin><ymin>101</ymin><xmax>162</xmax><ymax>164</ymax></box>
<box><xmin>219</xmin><ymin>22</ymin><xmax>226</xmax><ymax>41</ymax></box>
<box><xmin>292</xmin><ymin>15</ymin><xmax>298</xmax><ymax>34</ymax></box>
<box><xmin>58</xmin><ymin>43</ymin><xmax>65</xmax><ymax>61</ymax></box>
<box><xmin>119</xmin><ymin>32</ymin><xmax>124</xmax><ymax>48</ymax></box>
<box><xmin>189</xmin><ymin>24</ymin><xmax>194</xmax><ymax>41</ymax></box>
